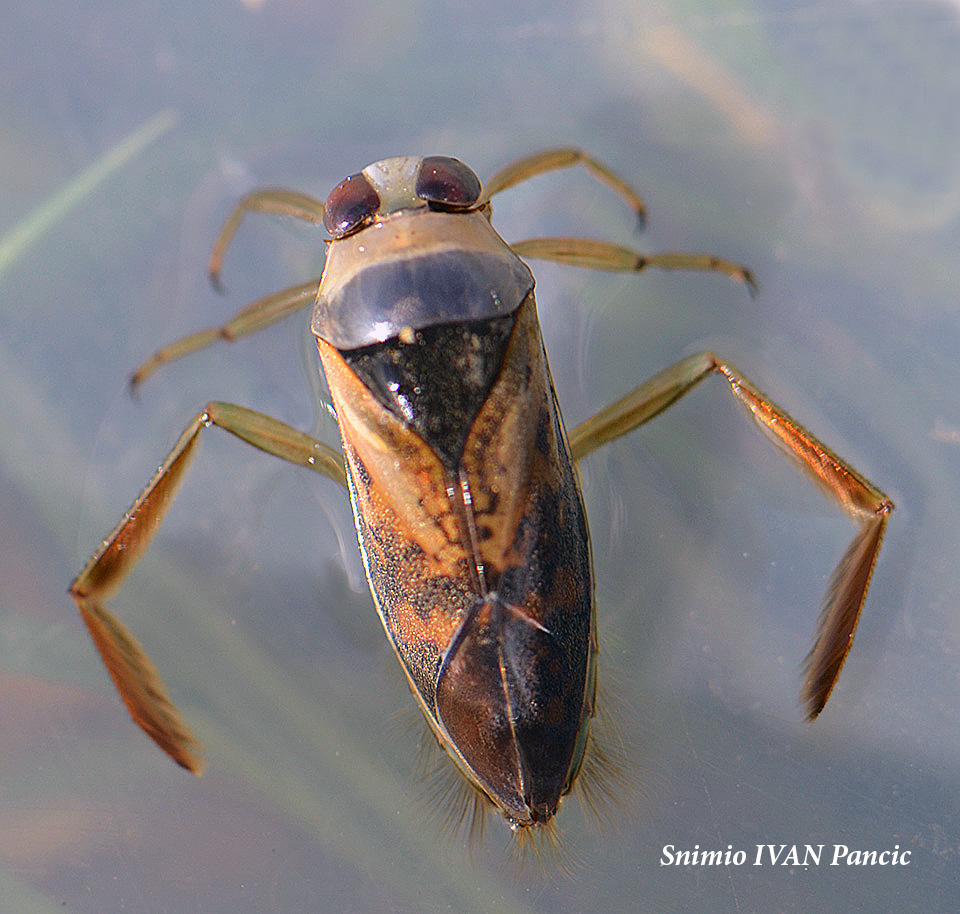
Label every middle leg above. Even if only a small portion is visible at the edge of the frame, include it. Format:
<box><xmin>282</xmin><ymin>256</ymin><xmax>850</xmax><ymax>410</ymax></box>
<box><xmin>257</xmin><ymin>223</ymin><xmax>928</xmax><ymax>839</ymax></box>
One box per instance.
<box><xmin>511</xmin><ymin>237</ymin><xmax>756</xmax><ymax>293</ymax></box>
<box><xmin>129</xmin><ymin>280</ymin><xmax>319</xmax><ymax>389</ymax></box>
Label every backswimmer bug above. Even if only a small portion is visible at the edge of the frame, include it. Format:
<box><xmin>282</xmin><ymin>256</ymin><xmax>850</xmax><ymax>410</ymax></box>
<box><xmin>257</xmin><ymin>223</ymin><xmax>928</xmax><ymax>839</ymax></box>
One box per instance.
<box><xmin>71</xmin><ymin>148</ymin><xmax>893</xmax><ymax>834</ymax></box>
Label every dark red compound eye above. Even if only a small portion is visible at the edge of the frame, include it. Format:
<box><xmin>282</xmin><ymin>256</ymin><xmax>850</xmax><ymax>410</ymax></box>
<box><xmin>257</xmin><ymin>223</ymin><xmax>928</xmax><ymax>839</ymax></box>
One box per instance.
<box><xmin>323</xmin><ymin>172</ymin><xmax>380</xmax><ymax>238</ymax></box>
<box><xmin>415</xmin><ymin>156</ymin><xmax>482</xmax><ymax>209</ymax></box>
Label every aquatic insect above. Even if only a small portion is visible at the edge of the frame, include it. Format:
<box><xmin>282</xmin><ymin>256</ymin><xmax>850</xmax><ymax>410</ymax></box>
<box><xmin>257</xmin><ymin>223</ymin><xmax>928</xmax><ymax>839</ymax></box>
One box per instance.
<box><xmin>71</xmin><ymin>148</ymin><xmax>893</xmax><ymax>831</ymax></box>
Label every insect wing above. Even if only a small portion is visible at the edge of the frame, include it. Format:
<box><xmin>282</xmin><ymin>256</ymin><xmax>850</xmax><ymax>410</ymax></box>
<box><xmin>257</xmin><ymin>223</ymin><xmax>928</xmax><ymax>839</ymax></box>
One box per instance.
<box><xmin>317</xmin><ymin>294</ymin><xmax>596</xmax><ymax>824</ymax></box>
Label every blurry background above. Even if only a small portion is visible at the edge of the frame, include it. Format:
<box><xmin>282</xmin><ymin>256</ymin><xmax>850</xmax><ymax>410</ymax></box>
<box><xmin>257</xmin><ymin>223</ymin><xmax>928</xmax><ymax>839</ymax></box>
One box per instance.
<box><xmin>1</xmin><ymin>1</ymin><xmax>958</xmax><ymax>912</ymax></box>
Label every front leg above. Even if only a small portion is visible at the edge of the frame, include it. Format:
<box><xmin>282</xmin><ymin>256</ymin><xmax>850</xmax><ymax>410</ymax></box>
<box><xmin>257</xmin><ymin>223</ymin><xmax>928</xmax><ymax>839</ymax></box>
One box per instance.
<box><xmin>208</xmin><ymin>188</ymin><xmax>326</xmax><ymax>288</ymax></box>
<box><xmin>480</xmin><ymin>147</ymin><xmax>647</xmax><ymax>225</ymax></box>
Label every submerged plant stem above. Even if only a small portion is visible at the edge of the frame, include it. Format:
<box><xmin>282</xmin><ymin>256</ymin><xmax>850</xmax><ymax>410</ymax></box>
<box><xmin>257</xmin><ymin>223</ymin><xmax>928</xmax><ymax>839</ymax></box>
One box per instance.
<box><xmin>0</xmin><ymin>109</ymin><xmax>179</xmax><ymax>280</ymax></box>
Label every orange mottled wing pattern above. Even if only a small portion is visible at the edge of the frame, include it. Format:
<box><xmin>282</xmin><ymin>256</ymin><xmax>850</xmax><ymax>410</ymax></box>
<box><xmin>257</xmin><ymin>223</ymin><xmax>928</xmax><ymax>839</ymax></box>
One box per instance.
<box><xmin>317</xmin><ymin>295</ymin><xmax>595</xmax><ymax>729</ymax></box>
<box><xmin>464</xmin><ymin>296</ymin><xmax>594</xmax><ymax>633</ymax></box>
<box><xmin>318</xmin><ymin>336</ymin><xmax>475</xmax><ymax>705</ymax></box>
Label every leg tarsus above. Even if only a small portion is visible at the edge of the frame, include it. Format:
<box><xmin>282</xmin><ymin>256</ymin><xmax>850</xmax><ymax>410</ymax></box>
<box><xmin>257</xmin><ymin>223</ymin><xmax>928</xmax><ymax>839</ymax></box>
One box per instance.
<box><xmin>73</xmin><ymin>592</ymin><xmax>206</xmax><ymax>774</ymax></box>
<box><xmin>802</xmin><ymin>510</ymin><xmax>890</xmax><ymax>718</ymax></box>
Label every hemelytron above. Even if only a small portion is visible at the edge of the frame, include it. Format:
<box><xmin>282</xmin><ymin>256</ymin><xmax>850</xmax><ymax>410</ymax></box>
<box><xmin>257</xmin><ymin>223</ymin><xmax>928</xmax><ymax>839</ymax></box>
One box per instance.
<box><xmin>72</xmin><ymin>148</ymin><xmax>893</xmax><ymax>832</ymax></box>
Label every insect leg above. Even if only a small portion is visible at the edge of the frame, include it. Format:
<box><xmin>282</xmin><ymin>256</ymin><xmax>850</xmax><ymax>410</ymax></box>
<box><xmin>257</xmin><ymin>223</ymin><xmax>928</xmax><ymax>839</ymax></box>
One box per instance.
<box><xmin>70</xmin><ymin>402</ymin><xmax>346</xmax><ymax>773</ymax></box>
<box><xmin>569</xmin><ymin>351</ymin><xmax>893</xmax><ymax>718</ymax></box>
<box><xmin>208</xmin><ymin>188</ymin><xmax>325</xmax><ymax>287</ymax></box>
<box><xmin>130</xmin><ymin>280</ymin><xmax>318</xmax><ymax>389</ymax></box>
<box><xmin>481</xmin><ymin>147</ymin><xmax>647</xmax><ymax>225</ymax></box>
<box><xmin>510</xmin><ymin>237</ymin><xmax>756</xmax><ymax>293</ymax></box>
